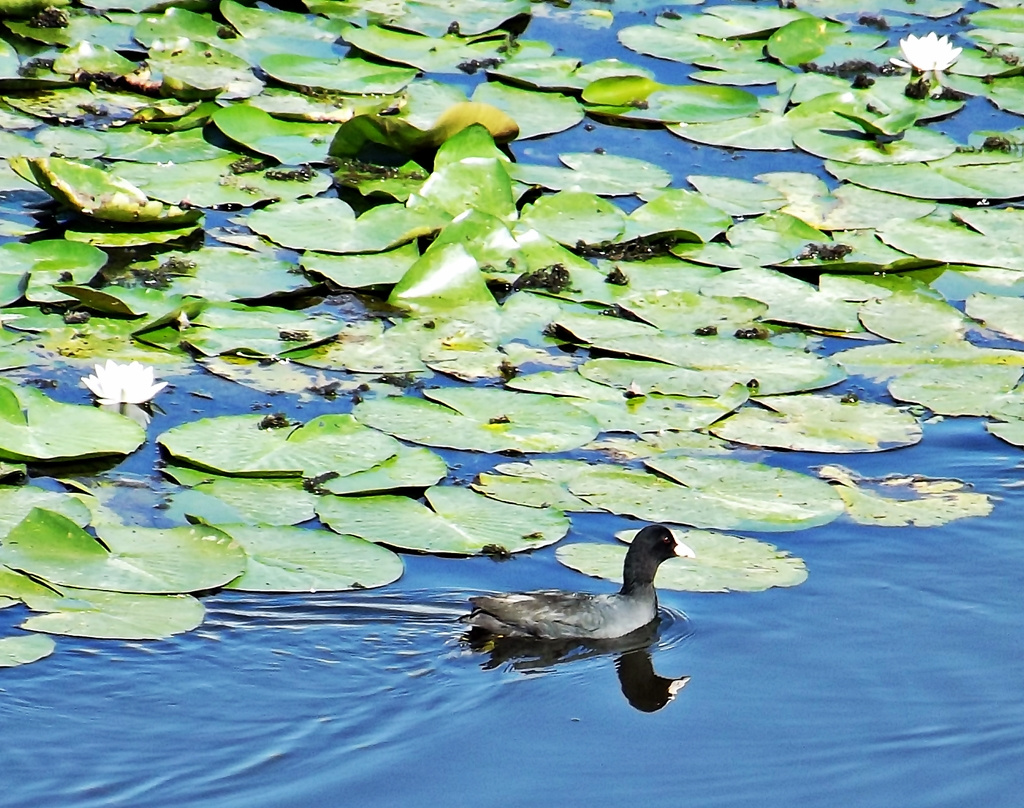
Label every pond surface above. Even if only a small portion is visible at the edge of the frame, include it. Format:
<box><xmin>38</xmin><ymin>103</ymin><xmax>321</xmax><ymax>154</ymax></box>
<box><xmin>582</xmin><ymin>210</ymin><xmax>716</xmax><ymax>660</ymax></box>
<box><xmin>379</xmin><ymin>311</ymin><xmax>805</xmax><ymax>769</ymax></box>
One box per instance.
<box><xmin>2</xmin><ymin>0</ymin><xmax>1024</xmax><ymax>805</ymax></box>
<box><xmin>1</xmin><ymin>411</ymin><xmax>1022</xmax><ymax>807</ymax></box>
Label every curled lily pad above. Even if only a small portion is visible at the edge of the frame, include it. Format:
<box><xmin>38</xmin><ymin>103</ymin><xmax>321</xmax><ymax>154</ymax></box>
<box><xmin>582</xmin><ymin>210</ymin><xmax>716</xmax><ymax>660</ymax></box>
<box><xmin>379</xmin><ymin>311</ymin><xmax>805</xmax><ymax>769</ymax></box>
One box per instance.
<box><xmin>158</xmin><ymin>413</ymin><xmax>401</xmax><ymax>478</ymax></box>
<box><xmin>710</xmin><ymin>394</ymin><xmax>923</xmax><ymax>453</ymax></box>
<box><xmin>10</xmin><ymin>156</ymin><xmax>201</xmax><ymax>225</ymax></box>
<box><xmin>556</xmin><ymin>528</ymin><xmax>807</xmax><ymax>593</ymax></box>
<box><xmin>817</xmin><ymin>465</ymin><xmax>993</xmax><ymax>527</ymax></box>
<box><xmin>220</xmin><ymin>524</ymin><xmax>404</xmax><ymax>592</ymax></box>
<box><xmin>316</xmin><ymin>484</ymin><xmax>569</xmax><ymax>556</ymax></box>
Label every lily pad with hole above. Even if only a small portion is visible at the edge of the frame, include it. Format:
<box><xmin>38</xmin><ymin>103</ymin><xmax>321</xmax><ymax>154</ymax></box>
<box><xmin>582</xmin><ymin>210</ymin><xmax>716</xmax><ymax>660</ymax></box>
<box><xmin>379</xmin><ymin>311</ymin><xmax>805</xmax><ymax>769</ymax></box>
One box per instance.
<box><xmin>710</xmin><ymin>394</ymin><xmax>922</xmax><ymax>453</ymax></box>
<box><xmin>219</xmin><ymin>524</ymin><xmax>404</xmax><ymax>592</ymax></box>
<box><xmin>817</xmin><ymin>464</ymin><xmax>994</xmax><ymax>526</ymax></box>
<box><xmin>0</xmin><ymin>508</ymin><xmax>245</xmax><ymax>594</ymax></box>
<box><xmin>158</xmin><ymin>413</ymin><xmax>400</xmax><ymax>477</ymax></box>
<box><xmin>316</xmin><ymin>484</ymin><xmax>569</xmax><ymax>556</ymax></box>
<box><xmin>0</xmin><ymin>239</ymin><xmax>106</xmax><ymax>306</ymax></box>
<box><xmin>0</xmin><ymin>380</ymin><xmax>145</xmax><ymax>463</ymax></box>
<box><xmin>0</xmin><ymin>634</ymin><xmax>56</xmax><ymax>667</ymax></box>
<box><xmin>21</xmin><ymin>586</ymin><xmax>204</xmax><ymax>640</ymax></box>
<box><xmin>355</xmin><ymin>387</ymin><xmax>601</xmax><ymax>453</ymax></box>
<box><xmin>556</xmin><ymin>527</ymin><xmax>808</xmax><ymax>593</ymax></box>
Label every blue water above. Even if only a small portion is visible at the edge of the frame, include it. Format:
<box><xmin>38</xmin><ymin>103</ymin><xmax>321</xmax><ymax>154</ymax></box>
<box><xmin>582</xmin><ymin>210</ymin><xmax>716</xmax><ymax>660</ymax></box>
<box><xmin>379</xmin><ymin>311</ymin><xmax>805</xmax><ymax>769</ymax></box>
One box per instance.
<box><xmin>4</xmin><ymin>1</ymin><xmax>1024</xmax><ymax>805</ymax></box>
<box><xmin>1</xmin><ymin>416</ymin><xmax>1022</xmax><ymax>807</ymax></box>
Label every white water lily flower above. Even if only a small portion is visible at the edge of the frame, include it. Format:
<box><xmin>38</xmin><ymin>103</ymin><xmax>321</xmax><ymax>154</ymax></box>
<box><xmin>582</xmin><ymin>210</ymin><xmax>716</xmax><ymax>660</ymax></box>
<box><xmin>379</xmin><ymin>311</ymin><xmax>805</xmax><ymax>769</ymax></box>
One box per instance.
<box><xmin>890</xmin><ymin>32</ymin><xmax>962</xmax><ymax>75</ymax></box>
<box><xmin>82</xmin><ymin>360</ymin><xmax>167</xmax><ymax>406</ymax></box>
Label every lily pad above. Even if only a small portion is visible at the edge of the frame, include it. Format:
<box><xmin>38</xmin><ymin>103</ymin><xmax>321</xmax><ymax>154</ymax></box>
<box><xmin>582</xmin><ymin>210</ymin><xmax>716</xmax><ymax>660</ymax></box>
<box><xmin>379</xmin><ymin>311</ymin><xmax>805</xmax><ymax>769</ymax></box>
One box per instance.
<box><xmin>11</xmin><ymin>156</ymin><xmax>201</xmax><ymax>225</ymax></box>
<box><xmin>556</xmin><ymin>528</ymin><xmax>808</xmax><ymax>593</ymax></box>
<box><xmin>157</xmin><ymin>413</ymin><xmax>400</xmax><ymax>477</ymax></box>
<box><xmin>0</xmin><ymin>380</ymin><xmax>145</xmax><ymax>463</ymax></box>
<box><xmin>0</xmin><ymin>508</ymin><xmax>245</xmax><ymax>594</ymax></box>
<box><xmin>219</xmin><ymin>524</ymin><xmax>404</xmax><ymax>592</ymax></box>
<box><xmin>817</xmin><ymin>465</ymin><xmax>993</xmax><ymax>527</ymax></box>
<box><xmin>21</xmin><ymin>586</ymin><xmax>204</xmax><ymax>640</ymax></box>
<box><xmin>709</xmin><ymin>394</ymin><xmax>923</xmax><ymax>453</ymax></box>
<box><xmin>0</xmin><ymin>634</ymin><xmax>56</xmax><ymax>668</ymax></box>
<box><xmin>316</xmin><ymin>484</ymin><xmax>569</xmax><ymax>556</ymax></box>
<box><xmin>355</xmin><ymin>387</ymin><xmax>600</xmax><ymax>453</ymax></box>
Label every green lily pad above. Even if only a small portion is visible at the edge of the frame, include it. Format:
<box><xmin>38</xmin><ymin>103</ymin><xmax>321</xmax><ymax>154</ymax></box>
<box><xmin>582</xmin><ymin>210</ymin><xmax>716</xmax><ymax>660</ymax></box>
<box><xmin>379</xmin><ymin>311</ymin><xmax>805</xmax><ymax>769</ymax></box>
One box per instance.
<box><xmin>710</xmin><ymin>394</ymin><xmax>923</xmax><ymax>453</ymax></box>
<box><xmin>159</xmin><ymin>413</ymin><xmax>401</xmax><ymax>478</ymax></box>
<box><xmin>0</xmin><ymin>239</ymin><xmax>106</xmax><ymax>306</ymax></box>
<box><xmin>245</xmin><ymin>196</ymin><xmax>446</xmax><ymax>254</ymax></box>
<box><xmin>887</xmin><ymin>364</ymin><xmax>1024</xmax><ymax>417</ymax></box>
<box><xmin>219</xmin><ymin>524</ymin><xmax>404</xmax><ymax>592</ymax></box>
<box><xmin>320</xmin><ymin>446</ymin><xmax>448</xmax><ymax>496</ymax></box>
<box><xmin>967</xmin><ymin>292</ymin><xmax>1024</xmax><ymax>342</ymax></box>
<box><xmin>0</xmin><ymin>634</ymin><xmax>56</xmax><ymax>668</ymax></box>
<box><xmin>556</xmin><ymin>528</ymin><xmax>808</xmax><ymax>593</ymax></box>
<box><xmin>164</xmin><ymin>470</ymin><xmax>319</xmax><ymax>526</ymax></box>
<box><xmin>471</xmin><ymin>82</ymin><xmax>584</xmax><ymax>140</ymax></box>
<box><xmin>260</xmin><ymin>53</ymin><xmax>417</xmax><ymax>95</ymax></box>
<box><xmin>341</xmin><ymin>24</ymin><xmax>522</xmax><ymax>74</ymax></box>
<box><xmin>110</xmin><ymin>156</ymin><xmax>333</xmax><ymax>208</ymax></box>
<box><xmin>0</xmin><ymin>380</ymin><xmax>145</xmax><ymax>463</ymax></box>
<box><xmin>0</xmin><ymin>508</ymin><xmax>245</xmax><ymax>594</ymax></box>
<box><xmin>302</xmin><ymin>242</ymin><xmax>421</xmax><ymax>289</ymax></box>
<box><xmin>212</xmin><ymin>104</ymin><xmax>338</xmax><ymax>164</ymax></box>
<box><xmin>355</xmin><ymin>387</ymin><xmax>601</xmax><ymax>453</ymax></box>
<box><xmin>817</xmin><ymin>464</ymin><xmax>994</xmax><ymax>527</ymax></box>
<box><xmin>0</xmin><ymin>485</ymin><xmax>91</xmax><ymax>536</ymax></box>
<box><xmin>508</xmin><ymin>151</ymin><xmax>672</xmax><ymax>196</ymax></box>
<box><xmin>518</xmin><ymin>191</ymin><xmax>627</xmax><ymax>246</ymax></box>
<box><xmin>316</xmin><ymin>484</ymin><xmax>569</xmax><ymax>556</ymax></box>
<box><xmin>859</xmin><ymin>289</ymin><xmax>968</xmax><ymax>343</ymax></box>
<box><xmin>21</xmin><ymin>586</ymin><xmax>204</xmax><ymax>640</ymax></box>
<box><xmin>834</xmin><ymin>340</ymin><xmax>1024</xmax><ymax>382</ymax></box>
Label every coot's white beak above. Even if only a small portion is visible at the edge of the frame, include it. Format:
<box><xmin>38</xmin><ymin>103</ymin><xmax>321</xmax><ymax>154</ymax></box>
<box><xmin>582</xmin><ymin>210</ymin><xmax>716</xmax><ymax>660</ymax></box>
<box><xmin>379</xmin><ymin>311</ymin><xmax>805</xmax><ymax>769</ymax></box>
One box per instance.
<box><xmin>674</xmin><ymin>541</ymin><xmax>696</xmax><ymax>559</ymax></box>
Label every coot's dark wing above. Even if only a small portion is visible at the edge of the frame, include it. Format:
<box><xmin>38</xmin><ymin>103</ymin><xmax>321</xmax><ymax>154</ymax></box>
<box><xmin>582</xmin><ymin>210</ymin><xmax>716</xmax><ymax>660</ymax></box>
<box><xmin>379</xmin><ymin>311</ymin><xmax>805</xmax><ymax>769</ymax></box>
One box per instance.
<box><xmin>466</xmin><ymin>591</ymin><xmax>606</xmax><ymax>639</ymax></box>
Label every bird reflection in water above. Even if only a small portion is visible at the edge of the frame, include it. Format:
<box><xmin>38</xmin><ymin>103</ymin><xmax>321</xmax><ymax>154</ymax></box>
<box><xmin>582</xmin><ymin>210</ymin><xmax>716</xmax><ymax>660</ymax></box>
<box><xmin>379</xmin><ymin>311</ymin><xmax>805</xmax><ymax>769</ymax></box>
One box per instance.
<box><xmin>461</xmin><ymin>618</ymin><xmax>690</xmax><ymax>713</ymax></box>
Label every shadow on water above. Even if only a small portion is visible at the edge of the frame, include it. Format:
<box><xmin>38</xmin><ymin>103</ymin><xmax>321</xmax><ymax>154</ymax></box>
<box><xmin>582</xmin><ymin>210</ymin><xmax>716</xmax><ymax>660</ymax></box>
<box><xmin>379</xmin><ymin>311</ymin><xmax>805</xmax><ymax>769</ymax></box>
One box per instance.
<box><xmin>461</xmin><ymin>611</ymin><xmax>693</xmax><ymax>713</ymax></box>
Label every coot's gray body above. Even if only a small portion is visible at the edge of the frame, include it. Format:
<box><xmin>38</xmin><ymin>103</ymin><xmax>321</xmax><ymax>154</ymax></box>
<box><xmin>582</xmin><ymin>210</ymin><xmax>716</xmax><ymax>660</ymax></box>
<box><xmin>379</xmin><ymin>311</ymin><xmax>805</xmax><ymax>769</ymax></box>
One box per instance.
<box><xmin>462</xmin><ymin>525</ymin><xmax>695</xmax><ymax>641</ymax></box>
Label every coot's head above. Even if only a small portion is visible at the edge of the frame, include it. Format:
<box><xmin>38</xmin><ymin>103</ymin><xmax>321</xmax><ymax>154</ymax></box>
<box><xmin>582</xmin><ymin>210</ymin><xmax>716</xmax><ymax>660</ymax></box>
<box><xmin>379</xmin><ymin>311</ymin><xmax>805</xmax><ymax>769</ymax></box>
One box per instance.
<box><xmin>631</xmin><ymin>524</ymin><xmax>696</xmax><ymax>565</ymax></box>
